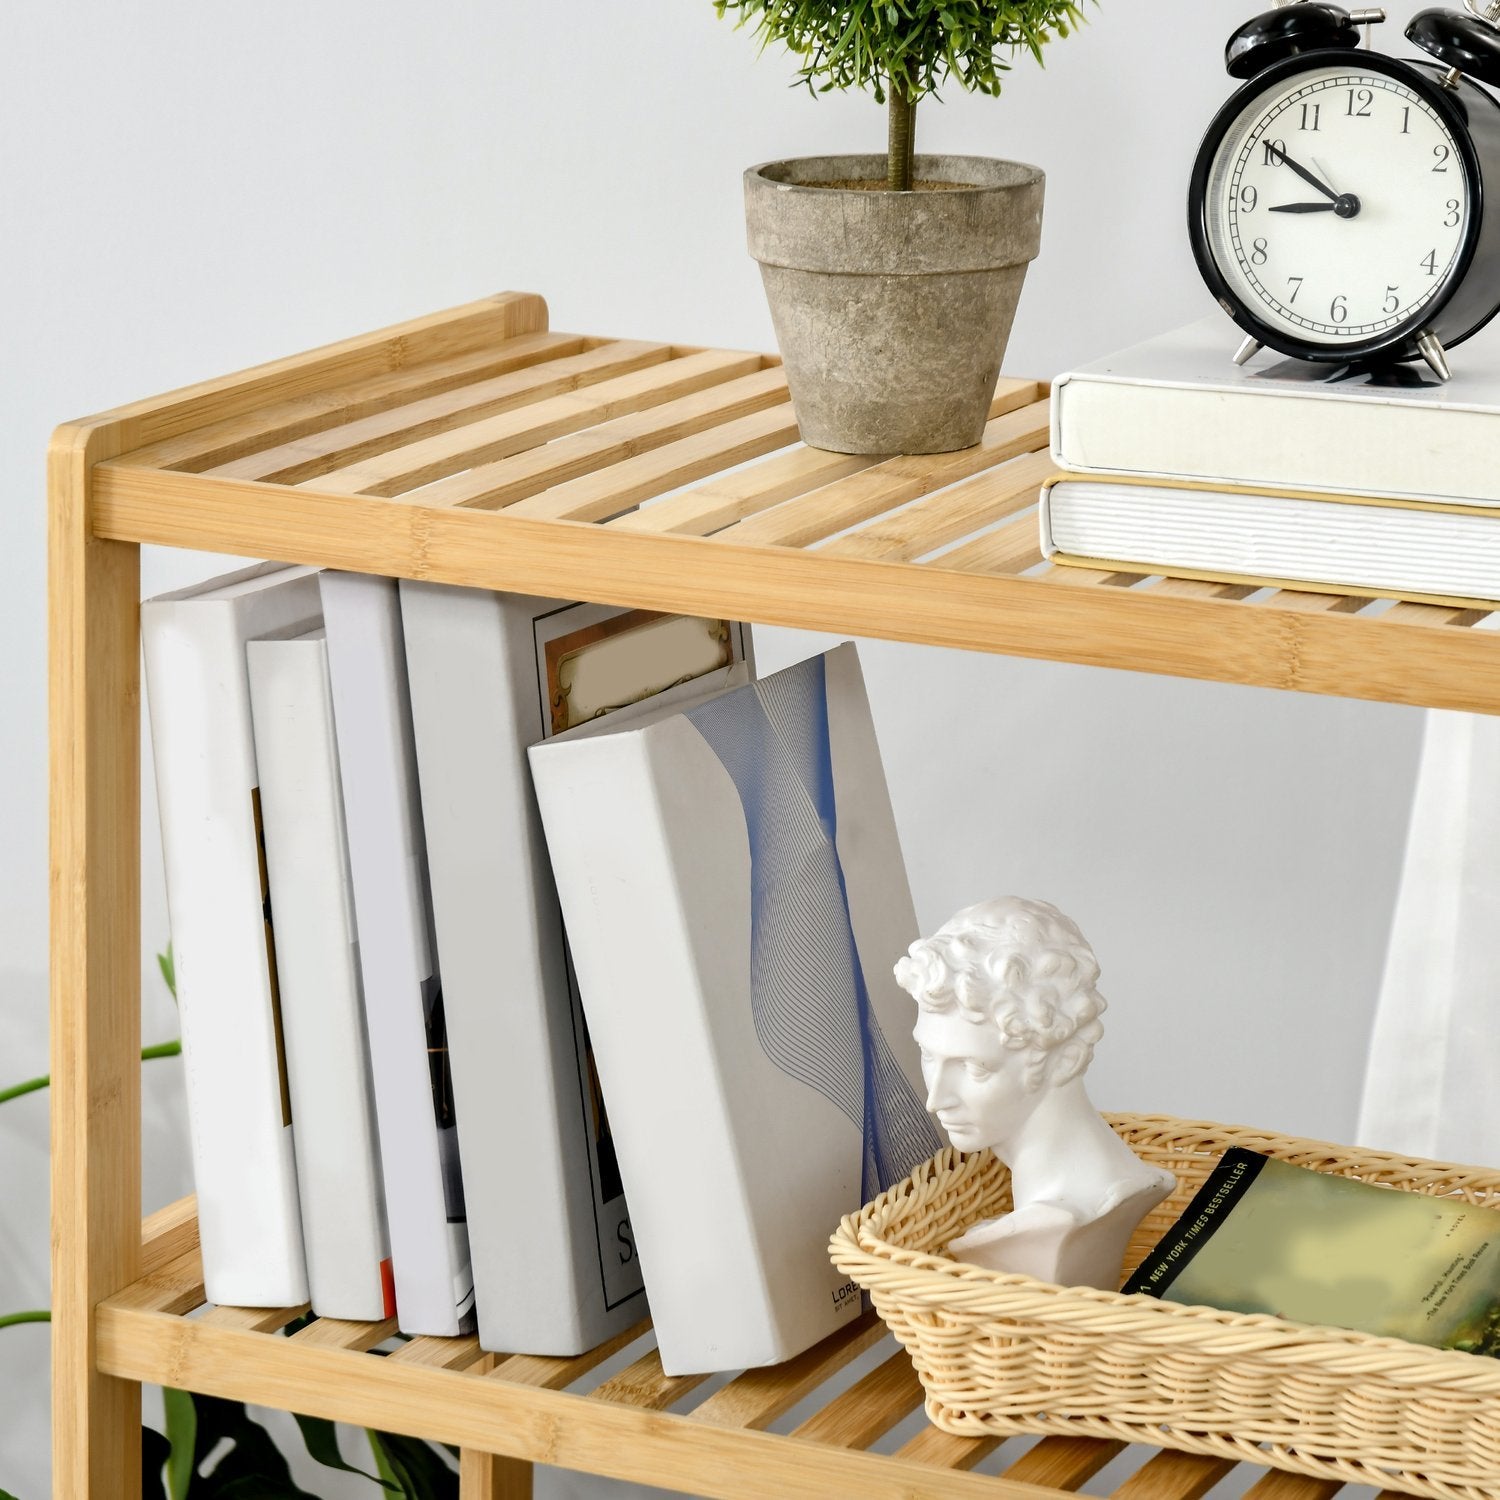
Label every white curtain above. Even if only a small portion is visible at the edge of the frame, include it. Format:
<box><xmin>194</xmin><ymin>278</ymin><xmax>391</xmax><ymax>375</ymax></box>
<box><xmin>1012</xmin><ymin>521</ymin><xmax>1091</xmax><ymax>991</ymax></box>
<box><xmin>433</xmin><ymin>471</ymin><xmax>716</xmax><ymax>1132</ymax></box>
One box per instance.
<box><xmin>1359</xmin><ymin>698</ymin><xmax>1500</xmax><ymax>1167</ymax></box>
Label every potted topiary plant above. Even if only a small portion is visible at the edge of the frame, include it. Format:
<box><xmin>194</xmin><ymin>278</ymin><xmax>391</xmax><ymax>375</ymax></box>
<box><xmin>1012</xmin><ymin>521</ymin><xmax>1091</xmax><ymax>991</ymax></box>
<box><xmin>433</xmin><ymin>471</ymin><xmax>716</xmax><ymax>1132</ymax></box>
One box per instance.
<box><xmin>717</xmin><ymin>0</ymin><xmax>1086</xmax><ymax>454</ymax></box>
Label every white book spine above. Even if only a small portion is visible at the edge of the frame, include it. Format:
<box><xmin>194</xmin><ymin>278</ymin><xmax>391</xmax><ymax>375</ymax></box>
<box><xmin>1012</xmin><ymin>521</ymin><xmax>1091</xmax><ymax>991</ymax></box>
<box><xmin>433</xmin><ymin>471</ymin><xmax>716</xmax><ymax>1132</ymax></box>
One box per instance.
<box><xmin>247</xmin><ymin>629</ymin><xmax>394</xmax><ymax>1322</ymax></box>
<box><xmin>529</xmin><ymin>645</ymin><xmax>937</xmax><ymax>1374</ymax></box>
<box><xmin>321</xmin><ymin>572</ymin><xmax>474</xmax><ymax>1337</ymax></box>
<box><xmin>140</xmin><ymin>563</ymin><xmax>318</xmax><ymax>1307</ymax></box>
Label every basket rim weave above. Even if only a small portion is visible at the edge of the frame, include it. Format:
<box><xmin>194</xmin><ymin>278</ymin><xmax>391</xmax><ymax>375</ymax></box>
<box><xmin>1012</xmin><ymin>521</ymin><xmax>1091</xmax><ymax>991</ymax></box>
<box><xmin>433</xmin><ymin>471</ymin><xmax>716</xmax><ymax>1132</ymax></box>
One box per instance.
<box><xmin>830</xmin><ymin>1111</ymin><xmax>1500</xmax><ymax>1394</ymax></box>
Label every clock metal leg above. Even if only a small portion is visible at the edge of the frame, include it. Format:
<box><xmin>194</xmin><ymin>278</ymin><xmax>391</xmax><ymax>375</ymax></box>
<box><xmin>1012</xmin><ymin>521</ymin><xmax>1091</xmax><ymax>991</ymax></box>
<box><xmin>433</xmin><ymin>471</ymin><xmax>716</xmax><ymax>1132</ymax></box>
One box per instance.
<box><xmin>1232</xmin><ymin>335</ymin><xmax>1263</xmax><ymax>367</ymax></box>
<box><xmin>1417</xmin><ymin>330</ymin><xmax>1452</xmax><ymax>381</ymax></box>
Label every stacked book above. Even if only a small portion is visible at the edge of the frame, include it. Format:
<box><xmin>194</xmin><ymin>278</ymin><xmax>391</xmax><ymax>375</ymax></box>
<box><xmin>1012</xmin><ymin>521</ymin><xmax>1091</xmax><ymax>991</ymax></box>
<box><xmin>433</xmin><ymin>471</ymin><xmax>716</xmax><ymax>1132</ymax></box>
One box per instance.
<box><xmin>1044</xmin><ymin>317</ymin><xmax>1500</xmax><ymax>606</ymax></box>
<box><xmin>143</xmin><ymin>563</ymin><xmax>936</xmax><ymax>1374</ymax></box>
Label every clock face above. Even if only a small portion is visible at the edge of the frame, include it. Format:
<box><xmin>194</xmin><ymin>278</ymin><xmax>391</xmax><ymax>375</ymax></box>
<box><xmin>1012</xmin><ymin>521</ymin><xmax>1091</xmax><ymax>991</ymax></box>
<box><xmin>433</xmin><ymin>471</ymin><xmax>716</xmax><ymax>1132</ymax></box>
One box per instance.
<box><xmin>1203</xmin><ymin>65</ymin><xmax>1470</xmax><ymax>346</ymax></box>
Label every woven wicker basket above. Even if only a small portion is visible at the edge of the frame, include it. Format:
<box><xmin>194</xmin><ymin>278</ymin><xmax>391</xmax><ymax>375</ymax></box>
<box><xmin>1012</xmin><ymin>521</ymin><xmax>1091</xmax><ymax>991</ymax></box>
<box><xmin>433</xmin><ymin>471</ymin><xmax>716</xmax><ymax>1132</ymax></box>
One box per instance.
<box><xmin>830</xmin><ymin>1114</ymin><xmax>1500</xmax><ymax>1500</ymax></box>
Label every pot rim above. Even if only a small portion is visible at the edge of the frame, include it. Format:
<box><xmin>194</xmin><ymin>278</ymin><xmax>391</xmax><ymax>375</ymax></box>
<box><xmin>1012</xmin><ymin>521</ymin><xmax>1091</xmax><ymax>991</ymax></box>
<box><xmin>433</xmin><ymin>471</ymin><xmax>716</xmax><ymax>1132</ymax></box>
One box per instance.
<box><xmin>746</xmin><ymin>153</ymin><xmax>1045</xmax><ymax>196</ymax></box>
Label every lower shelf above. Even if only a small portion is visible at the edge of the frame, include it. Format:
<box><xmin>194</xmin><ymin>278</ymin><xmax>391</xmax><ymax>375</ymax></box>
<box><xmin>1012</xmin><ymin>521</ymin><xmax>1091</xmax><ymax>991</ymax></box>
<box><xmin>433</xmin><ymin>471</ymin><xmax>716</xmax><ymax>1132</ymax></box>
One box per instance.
<box><xmin>100</xmin><ymin>1199</ymin><xmax>1359</xmax><ymax>1500</ymax></box>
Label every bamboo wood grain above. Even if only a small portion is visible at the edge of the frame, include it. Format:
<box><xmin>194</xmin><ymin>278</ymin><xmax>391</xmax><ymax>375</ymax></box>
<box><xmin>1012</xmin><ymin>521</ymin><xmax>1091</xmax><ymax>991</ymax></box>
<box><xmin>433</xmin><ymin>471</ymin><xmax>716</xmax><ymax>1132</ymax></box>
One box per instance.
<box><xmin>1240</xmin><ymin>1472</ymin><xmax>1344</xmax><ymax>1500</ymax></box>
<box><xmin>209</xmin><ymin>340</ymin><xmax>672</xmax><ymax>484</ymax></box>
<box><xmin>1381</xmin><ymin>600</ymin><xmax>1489</xmax><ymax>628</ymax></box>
<box><xmin>1034</xmin><ymin>564</ymin><xmax>1141</xmax><ymax>587</ymax></box>
<box><xmin>120</xmin><ymin>330</ymin><xmax>587</xmax><ymax>474</ymax></box>
<box><xmin>417</xmin><ymin>367</ymin><xmax>790</xmax><ymax>512</ymax></box>
<box><xmin>820</xmin><ymin>451</ymin><xmax>1057</xmax><ymax>562</ymax></box>
<box><xmin>895</xmin><ymin>1425</ymin><xmax>1002</xmax><ymax>1470</ymax></box>
<box><xmin>140</xmin><ymin>1196</ymin><xmax>198</xmax><ymax>1277</ymax></box>
<box><xmin>197</xmin><ymin>1303</ymin><xmax>310</xmax><ymax>1334</ymax></box>
<box><xmin>504</xmin><ymin>402</ymin><xmax>800</xmax><ymax>523</ymax></box>
<box><xmin>1002</xmin><ymin>1437</ymin><xmax>1125</xmax><ymax>1489</ymax></box>
<box><xmin>389</xmin><ymin>1335</ymin><xmax>490</xmax><ymax>1371</ymax></box>
<box><xmin>50</xmin><ymin>419</ymin><xmax>142</xmax><ymax>1500</ymax></box>
<box><xmin>610</xmin><ymin>445</ymin><xmax>880</xmax><ymax>536</ymax></box>
<box><xmin>313</xmin><ymin>351</ymin><xmax>766</xmax><ymax>497</ymax></box>
<box><xmin>76</xmin><ymin>293</ymin><xmax>548</xmax><ymax>460</ymax></box>
<box><xmin>590</xmin><ymin>1348</ymin><xmax>712</xmax><ymax>1411</ymax></box>
<box><xmin>715</xmin><ymin>399</ymin><xmax>1050</xmax><ymax>549</ymax></box>
<box><xmin>487</xmin><ymin>1318</ymin><xmax>651</xmax><ymax>1391</ymax></box>
<box><xmin>937</xmin><ymin>513</ymin><xmax>1046</xmax><ymax>576</ymax></box>
<box><xmin>288</xmin><ymin>1315</ymin><xmax>399</xmax><ymax>1351</ymax></box>
<box><xmin>690</xmin><ymin>1311</ymin><xmax>886</xmax><ymax>1430</ymax></box>
<box><xmin>105</xmin><ymin>1250</ymin><xmax>205</xmax><ymax>1318</ymax></box>
<box><xmin>1256</xmin><ymin>590</ymin><xmax>1366</xmax><ymax>614</ymax></box>
<box><xmin>1145</xmin><ymin>577</ymin><xmax>1260</xmax><ymax>601</ymax></box>
<box><xmin>460</xmin><ymin>1449</ymin><xmax>533</xmax><ymax>1500</ymax></box>
<box><xmin>94</xmin><ymin>1306</ymin><xmax>1065</xmax><ymax>1500</ymax></box>
<box><xmin>789</xmin><ymin>1351</ymin><xmax>924</xmax><ymax>1448</ymax></box>
<box><xmin>87</xmin><ymin>464</ymin><xmax>1500</xmax><ymax>715</ymax></box>
<box><xmin>1111</xmin><ymin>1451</ymin><xmax>1236</xmax><ymax>1500</ymax></box>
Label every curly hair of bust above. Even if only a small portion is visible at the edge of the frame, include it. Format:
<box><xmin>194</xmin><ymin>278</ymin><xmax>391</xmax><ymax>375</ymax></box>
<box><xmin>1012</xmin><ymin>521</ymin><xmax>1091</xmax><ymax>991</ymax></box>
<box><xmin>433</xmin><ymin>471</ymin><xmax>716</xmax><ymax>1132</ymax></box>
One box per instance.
<box><xmin>894</xmin><ymin>898</ymin><xmax>1107</xmax><ymax>1087</ymax></box>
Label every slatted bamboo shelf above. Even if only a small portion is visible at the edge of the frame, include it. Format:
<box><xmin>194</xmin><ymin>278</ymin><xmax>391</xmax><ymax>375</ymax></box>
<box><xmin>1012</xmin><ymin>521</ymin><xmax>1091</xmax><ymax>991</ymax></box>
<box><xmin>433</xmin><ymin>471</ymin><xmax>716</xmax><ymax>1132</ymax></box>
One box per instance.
<box><xmin>51</xmin><ymin>290</ymin><xmax>1496</xmax><ymax>1500</ymax></box>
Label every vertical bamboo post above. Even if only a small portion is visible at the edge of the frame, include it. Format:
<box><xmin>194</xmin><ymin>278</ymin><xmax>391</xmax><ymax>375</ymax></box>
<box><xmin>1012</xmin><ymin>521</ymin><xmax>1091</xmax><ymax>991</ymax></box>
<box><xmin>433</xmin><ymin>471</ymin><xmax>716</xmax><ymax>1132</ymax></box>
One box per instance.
<box><xmin>50</xmin><ymin>421</ymin><xmax>143</xmax><ymax>1500</ymax></box>
<box><xmin>459</xmin><ymin>1450</ymin><xmax>534</xmax><ymax>1499</ymax></box>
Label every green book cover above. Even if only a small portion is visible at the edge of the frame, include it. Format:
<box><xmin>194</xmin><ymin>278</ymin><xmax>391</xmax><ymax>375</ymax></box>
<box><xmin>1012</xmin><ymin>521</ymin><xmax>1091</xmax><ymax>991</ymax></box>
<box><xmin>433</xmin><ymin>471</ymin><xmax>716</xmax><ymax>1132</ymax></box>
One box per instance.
<box><xmin>1122</xmin><ymin>1148</ymin><xmax>1500</xmax><ymax>1356</ymax></box>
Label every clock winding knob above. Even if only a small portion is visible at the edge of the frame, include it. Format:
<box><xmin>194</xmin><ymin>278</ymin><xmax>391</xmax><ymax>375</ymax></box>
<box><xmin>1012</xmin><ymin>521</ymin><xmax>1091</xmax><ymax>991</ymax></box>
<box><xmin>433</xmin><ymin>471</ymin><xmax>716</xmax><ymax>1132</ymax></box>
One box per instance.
<box><xmin>1408</xmin><ymin>5</ymin><xmax>1500</xmax><ymax>91</ymax></box>
<box><xmin>1226</xmin><ymin>3</ymin><xmax>1368</xmax><ymax>78</ymax></box>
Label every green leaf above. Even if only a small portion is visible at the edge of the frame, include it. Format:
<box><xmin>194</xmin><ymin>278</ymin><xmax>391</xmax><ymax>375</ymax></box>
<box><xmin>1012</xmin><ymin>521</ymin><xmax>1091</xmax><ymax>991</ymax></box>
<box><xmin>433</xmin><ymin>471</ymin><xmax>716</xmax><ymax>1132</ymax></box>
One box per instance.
<box><xmin>158</xmin><ymin>945</ymin><xmax>176</xmax><ymax>1002</ymax></box>
<box><xmin>293</xmin><ymin>1413</ymin><xmax>396</xmax><ymax>1488</ymax></box>
<box><xmin>368</xmin><ymin>1431</ymin><xmax>459</xmax><ymax>1500</ymax></box>
<box><xmin>182</xmin><ymin>1395</ymin><xmax>319</xmax><ymax>1498</ymax></box>
<box><xmin>162</xmin><ymin>1388</ymin><xmax>196</xmax><ymax>1500</ymax></box>
<box><xmin>142</xmin><ymin>1425</ymin><xmax>172</xmax><ymax>1500</ymax></box>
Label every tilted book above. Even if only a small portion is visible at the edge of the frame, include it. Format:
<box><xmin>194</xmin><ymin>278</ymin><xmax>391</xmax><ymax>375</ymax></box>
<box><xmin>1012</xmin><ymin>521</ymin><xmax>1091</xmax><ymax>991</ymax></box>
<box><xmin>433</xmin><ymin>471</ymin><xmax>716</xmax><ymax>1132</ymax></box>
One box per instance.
<box><xmin>528</xmin><ymin>643</ymin><xmax>942</xmax><ymax>1375</ymax></box>
<box><xmin>401</xmin><ymin>584</ymin><xmax>753</xmax><ymax>1355</ymax></box>
<box><xmin>247</xmin><ymin>626</ymin><xmax>394</xmax><ymax>1322</ymax></box>
<box><xmin>1051</xmin><ymin>316</ymin><xmax>1500</xmax><ymax>505</ymax></box>
<box><xmin>321</xmin><ymin>571</ymin><xmax>474</xmax><ymax>1337</ymax></box>
<box><xmin>1041</xmin><ymin>472</ymin><xmax>1500</xmax><ymax>608</ymax></box>
<box><xmin>141</xmin><ymin>562</ymin><xmax>316</xmax><ymax>1307</ymax></box>
<box><xmin>1124</xmin><ymin>1148</ymin><xmax>1500</xmax><ymax>1355</ymax></box>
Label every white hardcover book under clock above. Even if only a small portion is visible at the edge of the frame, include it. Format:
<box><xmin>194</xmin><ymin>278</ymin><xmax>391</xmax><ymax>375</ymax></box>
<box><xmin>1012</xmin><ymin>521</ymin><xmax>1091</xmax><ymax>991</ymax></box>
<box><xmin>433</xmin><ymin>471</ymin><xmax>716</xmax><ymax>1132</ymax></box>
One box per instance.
<box><xmin>247</xmin><ymin>625</ymin><xmax>394</xmax><ymax>1322</ymax></box>
<box><xmin>321</xmin><ymin>571</ymin><xmax>474</xmax><ymax>1337</ymax></box>
<box><xmin>141</xmin><ymin>562</ymin><xmax>318</xmax><ymax>1308</ymax></box>
<box><xmin>528</xmin><ymin>643</ymin><xmax>941</xmax><ymax>1375</ymax></box>
<box><xmin>400</xmin><ymin>585</ymin><xmax>752</xmax><ymax>1354</ymax></box>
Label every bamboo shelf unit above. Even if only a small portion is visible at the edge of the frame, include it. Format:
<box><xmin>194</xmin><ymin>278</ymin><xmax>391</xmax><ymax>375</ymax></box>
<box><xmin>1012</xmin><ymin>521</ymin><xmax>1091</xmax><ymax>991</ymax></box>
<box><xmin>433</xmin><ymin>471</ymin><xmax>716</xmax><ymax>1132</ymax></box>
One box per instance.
<box><xmin>51</xmin><ymin>290</ymin><xmax>1494</xmax><ymax>1500</ymax></box>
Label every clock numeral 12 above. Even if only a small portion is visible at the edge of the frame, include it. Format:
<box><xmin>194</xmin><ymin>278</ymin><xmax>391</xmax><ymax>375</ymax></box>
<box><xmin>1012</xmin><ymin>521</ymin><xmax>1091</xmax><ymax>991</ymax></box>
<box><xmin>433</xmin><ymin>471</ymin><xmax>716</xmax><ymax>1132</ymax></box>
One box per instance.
<box><xmin>1346</xmin><ymin>88</ymin><xmax>1373</xmax><ymax>118</ymax></box>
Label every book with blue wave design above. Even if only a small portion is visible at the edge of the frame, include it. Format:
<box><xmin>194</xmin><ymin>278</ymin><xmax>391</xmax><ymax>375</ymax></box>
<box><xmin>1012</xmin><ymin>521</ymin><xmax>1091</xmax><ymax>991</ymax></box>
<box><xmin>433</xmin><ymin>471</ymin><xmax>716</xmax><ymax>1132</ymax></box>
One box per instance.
<box><xmin>528</xmin><ymin>643</ymin><xmax>939</xmax><ymax>1374</ymax></box>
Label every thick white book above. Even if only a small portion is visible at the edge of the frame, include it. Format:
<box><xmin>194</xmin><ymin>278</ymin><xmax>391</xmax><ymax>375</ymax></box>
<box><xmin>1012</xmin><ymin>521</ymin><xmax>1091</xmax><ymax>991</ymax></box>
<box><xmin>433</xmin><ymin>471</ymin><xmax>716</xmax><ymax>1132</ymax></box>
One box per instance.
<box><xmin>528</xmin><ymin>644</ymin><xmax>941</xmax><ymax>1375</ymax></box>
<box><xmin>1051</xmin><ymin>316</ymin><xmax>1500</xmax><ymax>505</ymax></box>
<box><xmin>141</xmin><ymin>562</ymin><xmax>317</xmax><ymax>1307</ymax></box>
<box><xmin>1041</xmin><ymin>475</ymin><xmax>1500</xmax><ymax>607</ymax></box>
<box><xmin>401</xmin><ymin>586</ymin><xmax>753</xmax><ymax>1355</ymax></box>
<box><xmin>247</xmin><ymin>626</ymin><xmax>394</xmax><ymax>1322</ymax></box>
<box><xmin>320</xmin><ymin>572</ymin><xmax>474</xmax><ymax>1337</ymax></box>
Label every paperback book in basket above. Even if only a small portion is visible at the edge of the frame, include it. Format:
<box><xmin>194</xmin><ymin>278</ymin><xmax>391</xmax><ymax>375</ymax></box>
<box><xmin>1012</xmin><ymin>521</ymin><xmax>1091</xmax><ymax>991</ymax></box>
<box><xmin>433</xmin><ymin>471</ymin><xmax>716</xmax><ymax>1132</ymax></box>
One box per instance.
<box><xmin>401</xmin><ymin>582</ymin><xmax>752</xmax><ymax>1355</ymax></box>
<box><xmin>141</xmin><ymin>562</ymin><xmax>318</xmax><ymax>1308</ymax></box>
<box><xmin>1124</xmin><ymin>1147</ymin><xmax>1500</xmax><ymax>1354</ymax></box>
<box><xmin>528</xmin><ymin>643</ymin><xmax>941</xmax><ymax>1375</ymax></box>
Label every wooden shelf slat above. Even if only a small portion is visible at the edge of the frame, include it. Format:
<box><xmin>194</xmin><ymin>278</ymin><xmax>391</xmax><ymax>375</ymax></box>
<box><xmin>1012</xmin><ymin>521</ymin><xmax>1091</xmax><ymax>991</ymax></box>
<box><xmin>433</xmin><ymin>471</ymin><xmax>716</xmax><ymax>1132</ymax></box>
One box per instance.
<box><xmin>288</xmin><ymin>1315</ymin><xmax>398</xmax><ymax>1352</ymax></box>
<box><xmin>388</xmin><ymin>1334</ymin><xmax>490</xmax><ymax>1371</ymax></box>
<box><xmin>1003</xmin><ymin>1437</ymin><xmax>1127</xmax><ymax>1490</ymax></box>
<box><xmin>1111</xmin><ymin>1451</ymin><xmax>1237</xmax><ymax>1500</ymax></box>
<box><xmin>196</xmin><ymin>1303</ymin><xmax>310</xmax><ymax>1334</ymax></box>
<box><xmin>789</xmin><ymin>1351</ymin><xmax>924</xmax><ymax>1448</ymax></box>
<box><xmin>486</xmin><ymin>1317</ymin><xmax>650</xmax><ymax>1392</ymax></box>
<box><xmin>894</xmin><ymin>1424</ymin><xmax>1003</xmax><ymax>1470</ymax></box>
<box><xmin>209</xmin><ymin>339</ymin><xmax>672</xmax><ymax>484</ymax></box>
<box><xmin>590</xmin><ymin>1348</ymin><xmax>712</xmax><ymax>1411</ymax></box>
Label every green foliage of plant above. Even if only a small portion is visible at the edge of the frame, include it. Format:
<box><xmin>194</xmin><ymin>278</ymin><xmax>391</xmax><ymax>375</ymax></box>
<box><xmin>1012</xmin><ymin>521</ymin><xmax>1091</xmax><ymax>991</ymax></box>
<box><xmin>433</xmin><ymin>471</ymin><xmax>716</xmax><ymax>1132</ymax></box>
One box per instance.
<box><xmin>713</xmin><ymin>0</ymin><xmax>1087</xmax><ymax>105</ymax></box>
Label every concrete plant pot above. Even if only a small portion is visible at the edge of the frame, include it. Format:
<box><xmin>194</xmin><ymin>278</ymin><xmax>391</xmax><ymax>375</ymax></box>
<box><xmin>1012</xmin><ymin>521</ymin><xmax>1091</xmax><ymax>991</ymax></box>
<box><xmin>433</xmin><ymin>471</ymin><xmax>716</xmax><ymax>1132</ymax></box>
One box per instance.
<box><xmin>744</xmin><ymin>154</ymin><xmax>1045</xmax><ymax>455</ymax></box>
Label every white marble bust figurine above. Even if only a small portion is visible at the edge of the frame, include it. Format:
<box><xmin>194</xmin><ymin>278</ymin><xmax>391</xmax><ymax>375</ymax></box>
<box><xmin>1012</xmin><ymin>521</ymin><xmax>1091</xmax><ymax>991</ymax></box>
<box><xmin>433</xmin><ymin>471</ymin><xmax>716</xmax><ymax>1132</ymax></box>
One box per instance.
<box><xmin>894</xmin><ymin>897</ymin><xmax>1175</xmax><ymax>1290</ymax></box>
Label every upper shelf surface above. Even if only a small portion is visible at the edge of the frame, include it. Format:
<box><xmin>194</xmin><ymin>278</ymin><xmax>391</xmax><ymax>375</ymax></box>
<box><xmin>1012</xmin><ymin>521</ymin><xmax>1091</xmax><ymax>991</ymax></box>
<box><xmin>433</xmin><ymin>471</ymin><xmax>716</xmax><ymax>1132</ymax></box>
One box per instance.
<box><xmin>62</xmin><ymin>290</ymin><xmax>1500</xmax><ymax>715</ymax></box>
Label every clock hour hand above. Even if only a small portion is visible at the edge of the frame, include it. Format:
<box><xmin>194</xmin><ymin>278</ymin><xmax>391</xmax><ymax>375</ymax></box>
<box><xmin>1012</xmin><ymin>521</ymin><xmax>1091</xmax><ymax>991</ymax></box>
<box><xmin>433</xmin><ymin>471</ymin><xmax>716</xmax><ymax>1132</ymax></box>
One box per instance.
<box><xmin>1265</xmin><ymin>142</ymin><xmax>1339</xmax><ymax>202</ymax></box>
<box><xmin>1269</xmin><ymin>201</ymin><xmax>1337</xmax><ymax>212</ymax></box>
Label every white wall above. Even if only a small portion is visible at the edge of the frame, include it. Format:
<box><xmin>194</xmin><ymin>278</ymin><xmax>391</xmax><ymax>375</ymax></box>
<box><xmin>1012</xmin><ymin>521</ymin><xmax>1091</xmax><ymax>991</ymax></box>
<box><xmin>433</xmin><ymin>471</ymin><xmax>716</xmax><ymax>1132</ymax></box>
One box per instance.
<box><xmin>1</xmin><ymin>1</ymin><xmax>1448</xmax><ymax>1493</ymax></box>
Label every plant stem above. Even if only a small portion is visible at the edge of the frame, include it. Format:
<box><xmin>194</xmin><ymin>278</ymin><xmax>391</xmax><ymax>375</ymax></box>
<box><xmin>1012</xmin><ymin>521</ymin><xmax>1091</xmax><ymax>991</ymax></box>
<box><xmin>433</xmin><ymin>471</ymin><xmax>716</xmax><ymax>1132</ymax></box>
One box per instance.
<box><xmin>0</xmin><ymin>1041</ymin><xmax>182</xmax><ymax>1105</ymax></box>
<box><xmin>887</xmin><ymin>83</ymin><xmax>916</xmax><ymax>191</ymax></box>
<box><xmin>0</xmin><ymin>1311</ymin><xmax>51</xmax><ymax>1331</ymax></box>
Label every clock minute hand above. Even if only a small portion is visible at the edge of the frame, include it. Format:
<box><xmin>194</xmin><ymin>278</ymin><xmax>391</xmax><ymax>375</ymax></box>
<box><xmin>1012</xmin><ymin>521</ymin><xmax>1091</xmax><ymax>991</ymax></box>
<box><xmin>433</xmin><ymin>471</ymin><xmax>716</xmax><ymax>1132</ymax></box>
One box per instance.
<box><xmin>1266</xmin><ymin>143</ymin><xmax>1339</xmax><ymax>203</ymax></box>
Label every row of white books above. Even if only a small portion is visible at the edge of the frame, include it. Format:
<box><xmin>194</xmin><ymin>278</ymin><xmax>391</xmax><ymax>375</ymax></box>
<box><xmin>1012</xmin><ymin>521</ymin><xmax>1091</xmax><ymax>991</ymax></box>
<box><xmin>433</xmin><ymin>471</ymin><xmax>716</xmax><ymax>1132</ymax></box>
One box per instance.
<box><xmin>1044</xmin><ymin>317</ymin><xmax>1500</xmax><ymax>604</ymax></box>
<box><xmin>143</xmin><ymin>564</ymin><xmax>939</xmax><ymax>1373</ymax></box>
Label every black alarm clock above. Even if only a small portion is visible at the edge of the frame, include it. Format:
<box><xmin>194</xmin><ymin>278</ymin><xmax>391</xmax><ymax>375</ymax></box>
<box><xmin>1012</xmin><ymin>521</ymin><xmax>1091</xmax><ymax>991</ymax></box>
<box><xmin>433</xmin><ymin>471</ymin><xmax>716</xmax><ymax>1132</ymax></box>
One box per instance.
<box><xmin>1188</xmin><ymin>0</ymin><xmax>1500</xmax><ymax>379</ymax></box>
